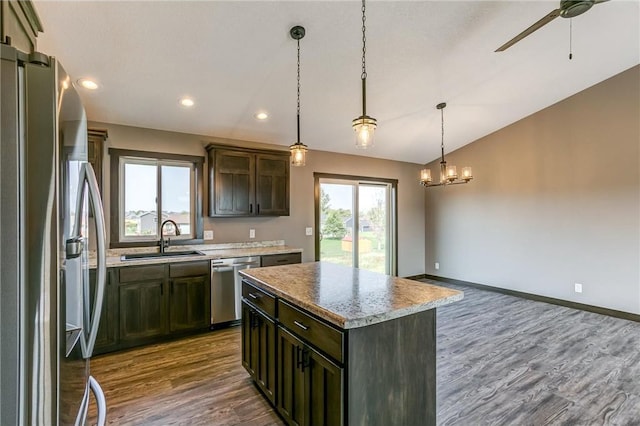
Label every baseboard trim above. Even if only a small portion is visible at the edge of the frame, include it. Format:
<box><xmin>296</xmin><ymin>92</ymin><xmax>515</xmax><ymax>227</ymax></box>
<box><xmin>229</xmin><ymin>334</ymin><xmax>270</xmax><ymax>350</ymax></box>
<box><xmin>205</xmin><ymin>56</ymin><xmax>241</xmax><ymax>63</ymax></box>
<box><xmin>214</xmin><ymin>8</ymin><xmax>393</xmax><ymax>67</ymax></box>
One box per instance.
<box><xmin>419</xmin><ymin>274</ymin><xmax>640</xmax><ymax>323</ymax></box>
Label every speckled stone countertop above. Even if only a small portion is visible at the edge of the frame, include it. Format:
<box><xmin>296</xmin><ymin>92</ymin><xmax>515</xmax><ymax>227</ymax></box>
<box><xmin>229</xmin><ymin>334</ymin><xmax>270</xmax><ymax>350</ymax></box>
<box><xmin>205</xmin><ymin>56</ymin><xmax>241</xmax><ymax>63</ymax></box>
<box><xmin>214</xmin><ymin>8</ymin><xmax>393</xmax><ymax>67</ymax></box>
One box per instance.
<box><xmin>239</xmin><ymin>261</ymin><xmax>463</xmax><ymax>329</ymax></box>
<box><xmin>89</xmin><ymin>240</ymin><xmax>302</xmax><ymax>268</ymax></box>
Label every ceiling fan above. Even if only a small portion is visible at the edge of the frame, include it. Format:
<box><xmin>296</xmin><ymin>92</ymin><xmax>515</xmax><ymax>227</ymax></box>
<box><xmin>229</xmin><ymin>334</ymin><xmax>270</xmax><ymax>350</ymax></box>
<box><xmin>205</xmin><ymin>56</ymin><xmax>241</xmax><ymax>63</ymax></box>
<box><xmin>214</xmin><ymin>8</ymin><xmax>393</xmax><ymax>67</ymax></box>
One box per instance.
<box><xmin>495</xmin><ymin>0</ymin><xmax>610</xmax><ymax>52</ymax></box>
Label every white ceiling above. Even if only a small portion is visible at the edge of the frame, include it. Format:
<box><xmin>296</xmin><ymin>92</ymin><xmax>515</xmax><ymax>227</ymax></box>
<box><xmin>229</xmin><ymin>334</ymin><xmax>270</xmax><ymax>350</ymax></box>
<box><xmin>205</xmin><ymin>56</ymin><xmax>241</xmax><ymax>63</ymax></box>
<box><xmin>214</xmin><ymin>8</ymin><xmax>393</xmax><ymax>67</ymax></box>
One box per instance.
<box><xmin>35</xmin><ymin>1</ymin><xmax>639</xmax><ymax>165</ymax></box>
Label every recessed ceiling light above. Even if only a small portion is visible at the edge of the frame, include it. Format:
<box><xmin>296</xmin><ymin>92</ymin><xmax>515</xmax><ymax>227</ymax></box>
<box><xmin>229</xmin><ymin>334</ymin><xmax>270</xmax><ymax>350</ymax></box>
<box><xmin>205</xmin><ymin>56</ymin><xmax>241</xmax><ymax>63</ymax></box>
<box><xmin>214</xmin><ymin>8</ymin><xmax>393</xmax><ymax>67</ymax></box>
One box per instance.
<box><xmin>255</xmin><ymin>112</ymin><xmax>269</xmax><ymax>120</ymax></box>
<box><xmin>77</xmin><ymin>78</ymin><xmax>99</xmax><ymax>90</ymax></box>
<box><xmin>179</xmin><ymin>97</ymin><xmax>195</xmax><ymax>108</ymax></box>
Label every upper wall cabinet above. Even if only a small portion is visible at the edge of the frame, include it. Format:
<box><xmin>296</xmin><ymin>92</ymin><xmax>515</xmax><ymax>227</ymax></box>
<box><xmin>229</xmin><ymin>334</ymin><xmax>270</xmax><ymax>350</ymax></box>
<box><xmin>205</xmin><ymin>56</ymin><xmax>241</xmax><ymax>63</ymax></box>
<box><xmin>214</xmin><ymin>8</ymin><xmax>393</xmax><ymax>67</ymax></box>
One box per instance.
<box><xmin>0</xmin><ymin>0</ymin><xmax>43</xmax><ymax>53</ymax></box>
<box><xmin>207</xmin><ymin>145</ymin><xmax>290</xmax><ymax>217</ymax></box>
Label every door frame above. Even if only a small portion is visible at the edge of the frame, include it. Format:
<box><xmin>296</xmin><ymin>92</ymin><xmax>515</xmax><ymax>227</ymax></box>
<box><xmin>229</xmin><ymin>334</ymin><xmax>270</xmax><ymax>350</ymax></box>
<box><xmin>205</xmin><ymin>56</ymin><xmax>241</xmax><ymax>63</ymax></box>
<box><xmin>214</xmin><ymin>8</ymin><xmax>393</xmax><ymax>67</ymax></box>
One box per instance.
<box><xmin>313</xmin><ymin>173</ymin><xmax>398</xmax><ymax>276</ymax></box>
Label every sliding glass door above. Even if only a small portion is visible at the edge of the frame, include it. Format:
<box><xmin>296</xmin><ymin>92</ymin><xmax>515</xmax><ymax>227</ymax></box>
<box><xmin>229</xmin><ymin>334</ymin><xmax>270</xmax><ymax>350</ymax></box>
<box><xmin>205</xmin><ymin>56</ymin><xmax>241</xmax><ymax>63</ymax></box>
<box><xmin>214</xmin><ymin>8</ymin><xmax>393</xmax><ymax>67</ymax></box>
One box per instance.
<box><xmin>315</xmin><ymin>174</ymin><xmax>397</xmax><ymax>275</ymax></box>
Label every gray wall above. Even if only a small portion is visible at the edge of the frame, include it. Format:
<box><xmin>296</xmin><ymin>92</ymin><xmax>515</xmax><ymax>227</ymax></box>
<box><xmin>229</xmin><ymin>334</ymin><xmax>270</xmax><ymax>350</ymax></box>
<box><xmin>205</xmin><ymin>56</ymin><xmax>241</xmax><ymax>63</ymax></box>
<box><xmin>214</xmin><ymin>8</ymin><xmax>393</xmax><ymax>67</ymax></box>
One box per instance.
<box><xmin>91</xmin><ymin>122</ymin><xmax>426</xmax><ymax>277</ymax></box>
<box><xmin>424</xmin><ymin>65</ymin><xmax>640</xmax><ymax>315</ymax></box>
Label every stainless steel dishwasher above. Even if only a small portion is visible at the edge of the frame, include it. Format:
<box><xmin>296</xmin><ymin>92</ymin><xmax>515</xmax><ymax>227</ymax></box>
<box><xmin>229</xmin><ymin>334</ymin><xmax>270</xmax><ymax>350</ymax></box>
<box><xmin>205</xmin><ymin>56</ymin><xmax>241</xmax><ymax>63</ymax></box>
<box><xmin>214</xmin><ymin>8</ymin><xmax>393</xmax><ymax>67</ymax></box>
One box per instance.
<box><xmin>210</xmin><ymin>256</ymin><xmax>261</xmax><ymax>327</ymax></box>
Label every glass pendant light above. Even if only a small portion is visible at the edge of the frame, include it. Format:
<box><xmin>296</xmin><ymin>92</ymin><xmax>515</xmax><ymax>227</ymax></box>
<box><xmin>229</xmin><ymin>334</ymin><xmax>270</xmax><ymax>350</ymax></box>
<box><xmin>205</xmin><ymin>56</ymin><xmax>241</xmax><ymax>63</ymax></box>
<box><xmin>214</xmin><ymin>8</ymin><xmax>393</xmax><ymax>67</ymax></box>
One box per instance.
<box><xmin>352</xmin><ymin>0</ymin><xmax>377</xmax><ymax>149</ymax></box>
<box><xmin>289</xmin><ymin>25</ymin><xmax>308</xmax><ymax>167</ymax></box>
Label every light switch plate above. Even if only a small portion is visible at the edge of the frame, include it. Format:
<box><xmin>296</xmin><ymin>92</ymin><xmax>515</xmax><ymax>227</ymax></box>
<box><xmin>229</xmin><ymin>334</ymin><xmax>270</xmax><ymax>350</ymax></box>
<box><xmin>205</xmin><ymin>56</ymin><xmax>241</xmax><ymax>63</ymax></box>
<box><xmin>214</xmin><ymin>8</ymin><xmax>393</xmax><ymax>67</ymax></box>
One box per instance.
<box><xmin>249</xmin><ymin>229</ymin><xmax>256</xmax><ymax>239</ymax></box>
<box><xmin>305</xmin><ymin>227</ymin><xmax>313</xmax><ymax>236</ymax></box>
<box><xmin>204</xmin><ymin>230</ymin><xmax>214</xmax><ymax>240</ymax></box>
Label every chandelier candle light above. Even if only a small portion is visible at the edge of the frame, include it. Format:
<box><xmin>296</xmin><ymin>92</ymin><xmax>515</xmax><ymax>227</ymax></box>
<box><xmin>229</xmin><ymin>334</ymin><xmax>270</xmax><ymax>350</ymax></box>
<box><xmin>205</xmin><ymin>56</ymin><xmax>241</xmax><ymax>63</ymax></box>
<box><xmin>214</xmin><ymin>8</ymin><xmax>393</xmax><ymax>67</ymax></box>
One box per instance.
<box><xmin>352</xmin><ymin>0</ymin><xmax>377</xmax><ymax>149</ymax></box>
<box><xmin>420</xmin><ymin>102</ymin><xmax>473</xmax><ymax>187</ymax></box>
<box><xmin>289</xmin><ymin>25</ymin><xmax>308</xmax><ymax>167</ymax></box>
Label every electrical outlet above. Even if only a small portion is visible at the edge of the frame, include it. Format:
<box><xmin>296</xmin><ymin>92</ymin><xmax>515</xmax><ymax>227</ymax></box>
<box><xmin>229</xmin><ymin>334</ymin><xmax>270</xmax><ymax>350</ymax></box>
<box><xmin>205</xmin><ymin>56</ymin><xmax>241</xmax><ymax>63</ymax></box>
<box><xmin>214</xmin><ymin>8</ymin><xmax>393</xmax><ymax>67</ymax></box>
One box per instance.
<box><xmin>574</xmin><ymin>283</ymin><xmax>583</xmax><ymax>293</ymax></box>
<box><xmin>203</xmin><ymin>230</ymin><xmax>214</xmax><ymax>240</ymax></box>
<box><xmin>305</xmin><ymin>227</ymin><xmax>313</xmax><ymax>236</ymax></box>
<box><xmin>435</xmin><ymin>262</ymin><xmax>440</xmax><ymax>270</ymax></box>
<box><xmin>249</xmin><ymin>229</ymin><xmax>256</xmax><ymax>239</ymax></box>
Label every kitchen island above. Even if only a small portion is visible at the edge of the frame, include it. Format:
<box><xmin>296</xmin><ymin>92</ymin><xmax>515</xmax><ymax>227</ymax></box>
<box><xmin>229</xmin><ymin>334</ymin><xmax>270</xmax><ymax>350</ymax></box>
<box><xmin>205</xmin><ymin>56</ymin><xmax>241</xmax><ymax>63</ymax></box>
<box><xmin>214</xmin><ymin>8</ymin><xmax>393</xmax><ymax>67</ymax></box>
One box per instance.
<box><xmin>239</xmin><ymin>261</ymin><xmax>463</xmax><ymax>426</ymax></box>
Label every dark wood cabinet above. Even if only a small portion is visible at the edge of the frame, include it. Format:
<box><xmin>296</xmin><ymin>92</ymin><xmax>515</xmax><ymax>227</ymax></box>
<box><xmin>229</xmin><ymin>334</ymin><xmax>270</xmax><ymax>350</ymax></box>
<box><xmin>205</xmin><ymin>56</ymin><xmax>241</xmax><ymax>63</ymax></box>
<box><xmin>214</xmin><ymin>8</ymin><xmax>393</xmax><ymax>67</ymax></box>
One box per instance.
<box><xmin>207</xmin><ymin>145</ymin><xmax>289</xmax><ymax>217</ymax></box>
<box><xmin>90</xmin><ymin>269</ymin><xmax>118</xmax><ymax>355</ymax></box>
<box><xmin>260</xmin><ymin>252</ymin><xmax>302</xmax><ymax>267</ymax></box>
<box><xmin>211</xmin><ymin>149</ymin><xmax>255</xmax><ymax>216</ymax></box>
<box><xmin>87</xmin><ymin>128</ymin><xmax>107</xmax><ymax>195</ymax></box>
<box><xmin>242</xmin><ymin>300</ymin><xmax>277</xmax><ymax>404</ymax></box>
<box><xmin>255</xmin><ymin>153</ymin><xmax>289</xmax><ymax>216</ymax></box>
<box><xmin>118</xmin><ymin>278</ymin><xmax>166</xmax><ymax>343</ymax></box>
<box><xmin>168</xmin><ymin>261</ymin><xmax>211</xmax><ymax>333</ymax></box>
<box><xmin>92</xmin><ymin>260</ymin><xmax>211</xmax><ymax>353</ymax></box>
<box><xmin>277</xmin><ymin>327</ymin><xmax>343</xmax><ymax>426</ymax></box>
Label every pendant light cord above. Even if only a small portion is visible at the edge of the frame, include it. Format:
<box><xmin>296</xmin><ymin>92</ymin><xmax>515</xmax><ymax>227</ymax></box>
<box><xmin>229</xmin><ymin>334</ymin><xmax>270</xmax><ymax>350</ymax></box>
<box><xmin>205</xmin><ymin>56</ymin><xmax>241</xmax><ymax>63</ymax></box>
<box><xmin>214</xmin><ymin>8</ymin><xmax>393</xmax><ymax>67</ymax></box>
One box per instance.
<box><xmin>361</xmin><ymin>0</ymin><xmax>367</xmax><ymax>80</ymax></box>
<box><xmin>361</xmin><ymin>0</ymin><xmax>367</xmax><ymax>115</ymax></box>
<box><xmin>296</xmin><ymin>37</ymin><xmax>301</xmax><ymax>143</ymax></box>
<box><xmin>440</xmin><ymin>106</ymin><xmax>445</xmax><ymax>162</ymax></box>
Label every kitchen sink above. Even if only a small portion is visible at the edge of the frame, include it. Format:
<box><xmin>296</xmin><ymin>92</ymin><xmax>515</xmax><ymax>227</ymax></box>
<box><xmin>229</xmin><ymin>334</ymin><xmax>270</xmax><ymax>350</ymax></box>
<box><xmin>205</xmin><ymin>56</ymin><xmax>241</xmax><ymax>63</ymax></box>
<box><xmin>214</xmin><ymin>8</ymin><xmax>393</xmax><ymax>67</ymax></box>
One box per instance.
<box><xmin>120</xmin><ymin>250</ymin><xmax>205</xmax><ymax>261</ymax></box>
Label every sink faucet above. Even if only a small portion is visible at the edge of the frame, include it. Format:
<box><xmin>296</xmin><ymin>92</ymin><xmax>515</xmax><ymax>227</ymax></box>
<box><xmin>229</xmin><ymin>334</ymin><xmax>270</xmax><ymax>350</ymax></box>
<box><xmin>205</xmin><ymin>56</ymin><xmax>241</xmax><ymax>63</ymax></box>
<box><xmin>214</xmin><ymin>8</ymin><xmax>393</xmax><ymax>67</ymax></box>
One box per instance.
<box><xmin>159</xmin><ymin>219</ymin><xmax>181</xmax><ymax>253</ymax></box>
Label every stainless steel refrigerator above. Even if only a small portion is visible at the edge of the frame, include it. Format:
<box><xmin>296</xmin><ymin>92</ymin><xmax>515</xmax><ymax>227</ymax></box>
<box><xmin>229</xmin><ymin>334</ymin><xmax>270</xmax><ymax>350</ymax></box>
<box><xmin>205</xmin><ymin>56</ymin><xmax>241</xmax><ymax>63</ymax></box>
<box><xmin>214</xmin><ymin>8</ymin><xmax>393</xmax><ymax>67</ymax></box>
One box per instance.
<box><xmin>1</xmin><ymin>43</ymin><xmax>108</xmax><ymax>425</ymax></box>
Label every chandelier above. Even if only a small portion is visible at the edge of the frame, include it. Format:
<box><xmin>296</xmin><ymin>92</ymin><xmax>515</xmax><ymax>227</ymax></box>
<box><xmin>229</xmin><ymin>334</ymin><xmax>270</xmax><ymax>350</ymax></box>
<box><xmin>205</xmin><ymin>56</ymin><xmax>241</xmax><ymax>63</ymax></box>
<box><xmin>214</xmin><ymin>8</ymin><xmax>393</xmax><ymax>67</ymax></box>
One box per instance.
<box><xmin>420</xmin><ymin>102</ymin><xmax>473</xmax><ymax>187</ymax></box>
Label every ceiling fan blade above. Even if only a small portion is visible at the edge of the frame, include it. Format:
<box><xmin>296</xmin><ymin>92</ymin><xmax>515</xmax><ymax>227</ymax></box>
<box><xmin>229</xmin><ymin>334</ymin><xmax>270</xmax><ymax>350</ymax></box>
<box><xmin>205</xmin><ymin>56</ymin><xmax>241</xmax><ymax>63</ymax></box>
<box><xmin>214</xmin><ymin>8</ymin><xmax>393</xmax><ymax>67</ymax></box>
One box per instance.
<box><xmin>495</xmin><ymin>8</ymin><xmax>562</xmax><ymax>52</ymax></box>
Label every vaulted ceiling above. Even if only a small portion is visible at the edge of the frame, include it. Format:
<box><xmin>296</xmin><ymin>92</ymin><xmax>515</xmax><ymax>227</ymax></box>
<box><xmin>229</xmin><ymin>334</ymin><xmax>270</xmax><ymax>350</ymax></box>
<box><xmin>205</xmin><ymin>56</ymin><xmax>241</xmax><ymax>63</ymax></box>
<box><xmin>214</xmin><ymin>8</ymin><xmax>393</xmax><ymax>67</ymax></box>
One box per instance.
<box><xmin>35</xmin><ymin>1</ymin><xmax>639</xmax><ymax>164</ymax></box>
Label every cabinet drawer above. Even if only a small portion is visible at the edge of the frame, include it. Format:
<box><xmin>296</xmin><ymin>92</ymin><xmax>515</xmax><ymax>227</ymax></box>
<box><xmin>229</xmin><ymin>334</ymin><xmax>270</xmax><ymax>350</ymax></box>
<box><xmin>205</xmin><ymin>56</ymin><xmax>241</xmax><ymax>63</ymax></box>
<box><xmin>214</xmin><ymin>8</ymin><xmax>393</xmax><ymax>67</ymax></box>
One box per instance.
<box><xmin>278</xmin><ymin>299</ymin><xmax>343</xmax><ymax>363</ymax></box>
<box><xmin>119</xmin><ymin>264</ymin><xmax>165</xmax><ymax>283</ymax></box>
<box><xmin>242</xmin><ymin>281</ymin><xmax>276</xmax><ymax>319</ymax></box>
<box><xmin>261</xmin><ymin>252</ymin><xmax>301</xmax><ymax>267</ymax></box>
<box><xmin>169</xmin><ymin>261</ymin><xmax>209</xmax><ymax>278</ymax></box>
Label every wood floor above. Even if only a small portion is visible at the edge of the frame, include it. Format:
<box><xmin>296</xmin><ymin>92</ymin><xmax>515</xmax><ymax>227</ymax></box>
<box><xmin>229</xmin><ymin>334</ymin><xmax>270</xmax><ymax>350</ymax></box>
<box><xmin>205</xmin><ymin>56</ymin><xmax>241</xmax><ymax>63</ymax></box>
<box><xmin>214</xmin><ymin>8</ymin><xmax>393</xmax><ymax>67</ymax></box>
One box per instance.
<box><xmin>88</xmin><ymin>280</ymin><xmax>640</xmax><ymax>425</ymax></box>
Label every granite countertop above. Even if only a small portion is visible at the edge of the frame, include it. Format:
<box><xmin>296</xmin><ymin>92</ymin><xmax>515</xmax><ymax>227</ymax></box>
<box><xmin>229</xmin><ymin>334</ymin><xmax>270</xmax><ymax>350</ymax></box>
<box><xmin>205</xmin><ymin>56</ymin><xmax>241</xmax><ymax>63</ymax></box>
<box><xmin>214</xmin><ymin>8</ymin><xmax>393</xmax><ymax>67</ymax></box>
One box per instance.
<box><xmin>239</xmin><ymin>261</ymin><xmax>463</xmax><ymax>329</ymax></box>
<box><xmin>89</xmin><ymin>240</ymin><xmax>302</xmax><ymax>268</ymax></box>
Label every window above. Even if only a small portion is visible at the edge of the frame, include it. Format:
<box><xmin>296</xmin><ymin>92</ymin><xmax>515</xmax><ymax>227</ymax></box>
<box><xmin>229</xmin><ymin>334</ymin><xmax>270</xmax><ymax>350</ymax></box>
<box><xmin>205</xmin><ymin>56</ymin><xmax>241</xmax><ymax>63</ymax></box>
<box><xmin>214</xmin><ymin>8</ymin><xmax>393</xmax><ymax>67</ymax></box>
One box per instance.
<box><xmin>314</xmin><ymin>173</ymin><xmax>397</xmax><ymax>275</ymax></box>
<box><xmin>109</xmin><ymin>149</ymin><xmax>204</xmax><ymax>247</ymax></box>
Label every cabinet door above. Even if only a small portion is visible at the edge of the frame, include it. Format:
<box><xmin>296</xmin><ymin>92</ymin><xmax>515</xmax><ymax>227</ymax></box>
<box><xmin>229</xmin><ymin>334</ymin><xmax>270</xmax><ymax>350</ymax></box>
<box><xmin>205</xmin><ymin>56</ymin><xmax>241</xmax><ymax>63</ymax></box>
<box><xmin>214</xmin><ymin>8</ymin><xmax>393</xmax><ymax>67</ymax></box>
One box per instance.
<box><xmin>89</xmin><ymin>268</ymin><xmax>118</xmax><ymax>354</ymax></box>
<box><xmin>212</xmin><ymin>150</ymin><xmax>255</xmax><ymax>216</ymax></box>
<box><xmin>307</xmin><ymin>348</ymin><xmax>343</xmax><ymax>426</ymax></box>
<box><xmin>254</xmin><ymin>309</ymin><xmax>276</xmax><ymax>404</ymax></box>
<box><xmin>169</xmin><ymin>275</ymin><xmax>210</xmax><ymax>332</ymax></box>
<box><xmin>277</xmin><ymin>327</ymin><xmax>305</xmax><ymax>426</ymax></box>
<box><xmin>119</xmin><ymin>279</ymin><xmax>166</xmax><ymax>343</ymax></box>
<box><xmin>241</xmin><ymin>301</ymin><xmax>255</xmax><ymax>376</ymax></box>
<box><xmin>256</xmin><ymin>153</ymin><xmax>289</xmax><ymax>216</ymax></box>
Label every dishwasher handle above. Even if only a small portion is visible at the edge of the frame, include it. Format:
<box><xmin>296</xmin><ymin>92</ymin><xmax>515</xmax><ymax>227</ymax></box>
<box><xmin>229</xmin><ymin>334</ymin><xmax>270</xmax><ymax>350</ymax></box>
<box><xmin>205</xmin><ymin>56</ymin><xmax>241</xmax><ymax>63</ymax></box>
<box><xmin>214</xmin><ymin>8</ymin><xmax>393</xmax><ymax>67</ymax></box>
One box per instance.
<box><xmin>233</xmin><ymin>261</ymin><xmax>261</xmax><ymax>267</ymax></box>
<box><xmin>212</xmin><ymin>265</ymin><xmax>234</xmax><ymax>273</ymax></box>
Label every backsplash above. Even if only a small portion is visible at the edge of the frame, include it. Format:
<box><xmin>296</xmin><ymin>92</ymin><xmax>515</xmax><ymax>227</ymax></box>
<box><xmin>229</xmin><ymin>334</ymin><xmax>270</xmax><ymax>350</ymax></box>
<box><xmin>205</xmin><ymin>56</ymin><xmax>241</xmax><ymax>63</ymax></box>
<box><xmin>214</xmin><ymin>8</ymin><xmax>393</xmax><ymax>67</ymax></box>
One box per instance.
<box><xmin>90</xmin><ymin>240</ymin><xmax>287</xmax><ymax>259</ymax></box>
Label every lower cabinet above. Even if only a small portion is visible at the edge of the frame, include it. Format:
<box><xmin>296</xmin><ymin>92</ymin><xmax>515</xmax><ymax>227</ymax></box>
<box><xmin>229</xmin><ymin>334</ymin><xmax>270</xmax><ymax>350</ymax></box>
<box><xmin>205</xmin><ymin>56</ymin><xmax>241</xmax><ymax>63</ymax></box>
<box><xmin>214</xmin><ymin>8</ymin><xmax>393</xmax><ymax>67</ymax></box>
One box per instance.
<box><xmin>92</xmin><ymin>260</ymin><xmax>211</xmax><ymax>354</ymax></box>
<box><xmin>169</xmin><ymin>262</ymin><xmax>211</xmax><ymax>333</ymax></box>
<box><xmin>277</xmin><ymin>327</ymin><xmax>342</xmax><ymax>426</ymax></box>
<box><xmin>119</xmin><ymin>279</ymin><xmax>167</xmax><ymax>343</ymax></box>
<box><xmin>242</xmin><ymin>300</ymin><xmax>277</xmax><ymax>404</ymax></box>
<box><xmin>118</xmin><ymin>264</ymin><xmax>167</xmax><ymax>346</ymax></box>
<box><xmin>242</xmin><ymin>280</ymin><xmax>344</xmax><ymax>426</ymax></box>
<box><xmin>90</xmin><ymin>269</ymin><xmax>117</xmax><ymax>354</ymax></box>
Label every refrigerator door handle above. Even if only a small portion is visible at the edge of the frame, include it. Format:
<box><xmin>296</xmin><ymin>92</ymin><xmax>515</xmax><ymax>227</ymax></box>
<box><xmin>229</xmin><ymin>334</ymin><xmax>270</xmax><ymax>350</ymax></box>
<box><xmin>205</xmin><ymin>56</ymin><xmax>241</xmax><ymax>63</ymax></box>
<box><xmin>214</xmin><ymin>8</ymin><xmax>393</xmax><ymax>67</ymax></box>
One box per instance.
<box><xmin>78</xmin><ymin>163</ymin><xmax>107</xmax><ymax>358</ymax></box>
<box><xmin>89</xmin><ymin>376</ymin><xmax>107</xmax><ymax>426</ymax></box>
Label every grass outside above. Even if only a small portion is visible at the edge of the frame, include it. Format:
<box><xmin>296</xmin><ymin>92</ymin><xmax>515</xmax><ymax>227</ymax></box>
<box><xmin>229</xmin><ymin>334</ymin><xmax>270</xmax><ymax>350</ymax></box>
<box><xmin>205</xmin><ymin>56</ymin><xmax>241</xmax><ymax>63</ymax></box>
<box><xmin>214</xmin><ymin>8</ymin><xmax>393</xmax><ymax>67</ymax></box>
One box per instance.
<box><xmin>320</xmin><ymin>232</ymin><xmax>387</xmax><ymax>274</ymax></box>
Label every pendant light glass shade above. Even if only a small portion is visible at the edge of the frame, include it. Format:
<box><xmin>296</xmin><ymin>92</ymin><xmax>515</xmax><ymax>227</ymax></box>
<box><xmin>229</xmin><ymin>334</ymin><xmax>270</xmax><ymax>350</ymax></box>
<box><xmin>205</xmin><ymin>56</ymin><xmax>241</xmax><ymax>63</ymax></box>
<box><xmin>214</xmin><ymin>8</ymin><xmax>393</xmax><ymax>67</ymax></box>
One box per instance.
<box><xmin>289</xmin><ymin>142</ymin><xmax>307</xmax><ymax>167</ymax></box>
<box><xmin>353</xmin><ymin>116</ymin><xmax>377</xmax><ymax>149</ymax></box>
